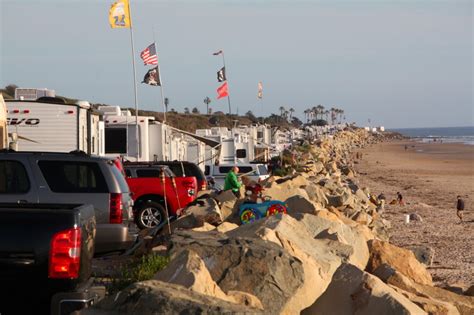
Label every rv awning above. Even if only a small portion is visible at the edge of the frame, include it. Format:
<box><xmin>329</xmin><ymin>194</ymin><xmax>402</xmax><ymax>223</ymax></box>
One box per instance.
<box><xmin>169</xmin><ymin>126</ymin><xmax>221</xmax><ymax>148</ymax></box>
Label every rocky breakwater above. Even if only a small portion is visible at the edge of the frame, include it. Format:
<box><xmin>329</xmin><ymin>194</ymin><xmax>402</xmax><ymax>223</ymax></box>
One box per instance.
<box><xmin>88</xmin><ymin>129</ymin><xmax>473</xmax><ymax>315</ymax></box>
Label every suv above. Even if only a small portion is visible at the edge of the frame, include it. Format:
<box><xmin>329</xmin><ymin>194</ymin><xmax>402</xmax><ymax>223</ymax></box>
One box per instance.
<box><xmin>205</xmin><ymin>164</ymin><xmax>270</xmax><ymax>188</ymax></box>
<box><xmin>154</xmin><ymin>161</ymin><xmax>207</xmax><ymax>192</ymax></box>
<box><xmin>0</xmin><ymin>151</ymin><xmax>135</xmax><ymax>253</ymax></box>
<box><xmin>124</xmin><ymin>162</ymin><xmax>198</xmax><ymax>229</ymax></box>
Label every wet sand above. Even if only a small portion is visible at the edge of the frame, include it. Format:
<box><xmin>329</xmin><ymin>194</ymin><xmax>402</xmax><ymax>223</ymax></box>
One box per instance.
<box><xmin>355</xmin><ymin>140</ymin><xmax>474</xmax><ymax>287</ymax></box>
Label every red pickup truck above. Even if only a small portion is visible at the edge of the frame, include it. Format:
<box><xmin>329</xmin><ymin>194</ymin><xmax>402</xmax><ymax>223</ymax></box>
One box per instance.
<box><xmin>123</xmin><ymin>163</ymin><xmax>197</xmax><ymax>229</ymax></box>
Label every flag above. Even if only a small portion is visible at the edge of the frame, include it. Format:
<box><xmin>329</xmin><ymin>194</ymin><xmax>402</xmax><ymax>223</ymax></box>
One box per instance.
<box><xmin>217</xmin><ymin>82</ymin><xmax>228</xmax><ymax>99</ymax></box>
<box><xmin>140</xmin><ymin>43</ymin><xmax>158</xmax><ymax>65</ymax></box>
<box><xmin>213</xmin><ymin>50</ymin><xmax>223</xmax><ymax>56</ymax></box>
<box><xmin>257</xmin><ymin>81</ymin><xmax>263</xmax><ymax>99</ymax></box>
<box><xmin>142</xmin><ymin>67</ymin><xmax>161</xmax><ymax>86</ymax></box>
<box><xmin>217</xmin><ymin>67</ymin><xmax>226</xmax><ymax>82</ymax></box>
<box><xmin>109</xmin><ymin>0</ymin><xmax>131</xmax><ymax>28</ymax></box>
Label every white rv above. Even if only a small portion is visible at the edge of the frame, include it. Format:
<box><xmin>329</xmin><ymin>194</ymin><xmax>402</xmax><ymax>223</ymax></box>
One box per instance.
<box><xmin>0</xmin><ymin>95</ymin><xmax>7</xmax><ymax>149</ymax></box>
<box><xmin>6</xmin><ymin>98</ymin><xmax>103</xmax><ymax>155</ymax></box>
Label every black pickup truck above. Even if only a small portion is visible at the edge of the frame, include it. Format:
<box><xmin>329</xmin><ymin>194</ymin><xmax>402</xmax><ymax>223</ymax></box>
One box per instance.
<box><xmin>0</xmin><ymin>203</ymin><xmax>103</xmax><ymax>315</ymax></box>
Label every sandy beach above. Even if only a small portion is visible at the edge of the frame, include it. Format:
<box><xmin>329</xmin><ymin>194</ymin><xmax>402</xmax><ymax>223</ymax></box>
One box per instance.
<box><xmin>356</xmin><ymin>140</ymin><xmax>474</xmax><ymax>287</ymax></box>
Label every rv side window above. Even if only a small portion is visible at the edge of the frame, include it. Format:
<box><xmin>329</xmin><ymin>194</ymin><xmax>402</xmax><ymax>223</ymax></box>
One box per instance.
<box><xmin>218</xmin><ymin>166</ymin><xmax>232</xmax><ymax>174</ymax></box>
<box><xmin>205</xmin><ymin>165</ymin><xmax>210</xmax><ymax>176</ymax></box>
<box><xmin>0</xmin><ymin>160</ymin><xmax>30</xmax><ymax>194</ymax></box>
<box><xmin>236</xmin><ymin>149</ymin><xmax>246</xmax><ymax>158</ymax></box>
<box><xmin>105</xmin><ymin>128</ymin><xmax>127</xmax><ymax>153</ymax></box>
<box><xmin>238</xmin><ymin>166</ymin><xmax>254</xmax><ymax>174</ymax></box>
<box><xmin>38</xmin><ymin>161</ymin><xmax>108</xmax><ymax>193</ymax></box>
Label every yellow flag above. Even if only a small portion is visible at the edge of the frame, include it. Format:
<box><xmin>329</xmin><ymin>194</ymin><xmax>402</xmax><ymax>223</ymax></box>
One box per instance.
<box><xmin>109</xmin><ymin>0</ymin><xmax>131</xmax><ymax>28</ymax></box>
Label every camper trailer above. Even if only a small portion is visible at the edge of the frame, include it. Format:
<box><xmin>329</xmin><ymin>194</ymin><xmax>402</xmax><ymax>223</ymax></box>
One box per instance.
<box><xmin>0</xmin><ymin>95</ymin><xmax>7</xmax><ymax>149</ymax></box>
<box><xmin>6</xmin><ymin>98</ymin><xmax>103</xmax><ymax>154</ymax></box>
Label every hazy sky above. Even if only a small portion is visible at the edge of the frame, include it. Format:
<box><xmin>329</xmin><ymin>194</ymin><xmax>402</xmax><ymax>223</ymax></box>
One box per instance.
<box><xmin>1</xmin><ymin>0</ymin><xmax>472</xmax><ymax>128</ymax></box>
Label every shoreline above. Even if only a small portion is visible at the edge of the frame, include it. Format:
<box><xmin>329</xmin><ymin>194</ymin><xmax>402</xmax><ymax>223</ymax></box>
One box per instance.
<box><xmin>355</xmin><ymin>139</ymin><xmax>473</xmax><ymax>286</ymax></box>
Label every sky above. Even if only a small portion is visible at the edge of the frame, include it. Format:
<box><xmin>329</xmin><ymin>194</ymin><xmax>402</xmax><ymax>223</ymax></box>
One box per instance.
<box><xmin>1</xmin><ymin>0</ymin><xmax>472</xmax><ymax>128</ymax></box>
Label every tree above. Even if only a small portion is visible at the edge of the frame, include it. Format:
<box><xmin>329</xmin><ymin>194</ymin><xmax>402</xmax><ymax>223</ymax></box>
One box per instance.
<box><xmin>5</xmin><ymin>84</ymin><xmax>18</xmax><ymax>97</ymax></box>
<box><xmin>192</xmin><ymin>107</ymin><xmax>200</xmax><ymax>114</ymax></box>
<box><xmin>330</xmin><ymin>107</ymin><xmax>336</xmax><ymax>125</ymax></box>
<box><xmin>245</xmin><ymin>110</ymin><xmax>257</xmax><ymax>122</ymax></box>
<box><xmin>324</xmin><ymin>110</ymin><xmax>330</xmax><ymax>121</ymax></box>
<box><xmin>289</xmin><ymin>108</ymin><xmax>295</xmax><ymax>120</ymax></box>
<box><xmin>279</xmin><ymin>106</ymin><xmax>285</xmax><ymax>117</ymax></box>
<box><xmin>184</xmin><ymin>107</ymin><xmax>190</xmax><ymax>114</ymax></box>
<box><xmin>316</xmin><ymin>104</ymin><xmax>324</xmax><ymax>119</ymax></box>
<box><xmin>291</xmin><ymin>116</ymin><xmax>303</xmax><ymax>127</ymax></box>
<box><xmin>164</xmin><ymin>97</ymin><xmax>170</xmax><ymax>112</ymax></box>
<box><xmin>303</xmin><ymin>109</ymin><xmax>310</xmax><ymax>123</ymax></box>
<box><xmin>203</xmin><ymin>97</ymin><xmax>211</xmax><ymax>115</ymax></box>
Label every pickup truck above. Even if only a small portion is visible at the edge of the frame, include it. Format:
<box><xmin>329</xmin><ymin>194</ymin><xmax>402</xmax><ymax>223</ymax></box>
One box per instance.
<box><xmin>123</xmin><ymin>162</ymin><xmax>198</xmax><ymax>229</ymax></box>
<box><xmin>0</xmin><ymin>203</ymin><xmax>103</xmax><ymax>315</ymax></box>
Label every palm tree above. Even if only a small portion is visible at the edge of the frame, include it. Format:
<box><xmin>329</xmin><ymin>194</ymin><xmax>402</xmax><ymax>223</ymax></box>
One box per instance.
<box><xmin>184</xmin><ymin>107</ymin><xmax>190</xmax><ymax>114</ymax></box>
<box><xmin>203</xmin><ymin>97</ymin><xmax>211</xmax><ymax>115</ymax></box>
<box><xmin>289</xmin><ymin>108</ymin><xmax>295</xmax><ymax>120</ymax></box>
<box><xmin>284</xmin><ymin>110</ymin><xmax>289</xmax><ymax>122</ymax></box>
<box><xmin>316</xmin><ymin>104</ymin><xmax>324</xmax><ymax>119</ymax></box>
<box><xmin>311</xmin><ymin>106</ymin><xmax>317</xmax><ymax>121</ymax></box>
<box><xmin>330</xmin><ymin>107</ymin><xmax>336</xmax><ymax>125</ymax></box>
<box><xmin>324</xmin><ymin>110</ymin><xmax>330</xmax><ymax>122</ymax></box>
<box><xmin>303</xmin><ymin>109</ymin><xmax>309</xmax><ymax>123</ymax></box>
<box><xmin>279</xmin><ymin>106</ymin><xmax>285</xmax><ymax>117</ymax></box>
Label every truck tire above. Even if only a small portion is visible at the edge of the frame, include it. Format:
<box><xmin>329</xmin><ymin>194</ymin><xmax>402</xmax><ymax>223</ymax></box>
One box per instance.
<box><xmin>136</xmin><ymin>201</ymin><xmax>165</xmax><ymax>229</ymax></box>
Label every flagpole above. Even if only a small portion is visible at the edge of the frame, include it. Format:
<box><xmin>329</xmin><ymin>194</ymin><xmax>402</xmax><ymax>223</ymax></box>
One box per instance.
<box><xmin>152</xmin><ymin>37</ymin><xmax>166</xmax><ymax>124</ymax></box>
<box><xmin>221</xmin><ymin>51</ymin><xmax>232</xmax><ymax>115</ymax></box>
<box><xmin>127</xmin><ymin>0</ymin><xmax>140</xmax><ymax>160</ymax></box>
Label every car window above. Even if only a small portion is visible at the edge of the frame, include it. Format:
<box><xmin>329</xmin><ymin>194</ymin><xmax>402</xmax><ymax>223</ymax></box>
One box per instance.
<box><xmin>136</xmin><ymin>169</ymin><xmax>162</xmax><ymax>178</ymax></box>
<box><xmin>166</xmin><ymin>164</ymin><xmax>184</xmax><ymax>177</ymax></box>
<box><xmin>205</xmin><ymin>165</ymin><xmax>210</xmax><ymax>176</ymax></box>
<box><xmin>258</xmin><ymin>165</ymin><xmax>268</xmax><ymax>175</ymax></box>
<box><xmin>0</xmin><ymin>160</ymin><xmax>30</xmax><ymax>194</ymax></box>
<box><xmin>110</xmin><ymin>163</ymin><xmax>130</xmax><ymax>192</ymax></box>
<box><xmin>38</xmin><ymin>161</ymin><xmax>108</xmax><ymax>193</ymax></box>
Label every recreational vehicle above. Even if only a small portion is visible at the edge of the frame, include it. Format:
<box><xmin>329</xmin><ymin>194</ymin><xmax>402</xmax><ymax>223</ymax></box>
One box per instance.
<box><xmin>6</xmin><ymin>98</ymin><xmax>103</xmax><ymax>155</ymax></box>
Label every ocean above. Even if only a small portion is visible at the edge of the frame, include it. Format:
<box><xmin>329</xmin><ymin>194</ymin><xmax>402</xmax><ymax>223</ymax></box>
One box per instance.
<box><xmin>389</xmin><ymin>126</ymin><xmax>474</xmax><ymax>146</ymax></box>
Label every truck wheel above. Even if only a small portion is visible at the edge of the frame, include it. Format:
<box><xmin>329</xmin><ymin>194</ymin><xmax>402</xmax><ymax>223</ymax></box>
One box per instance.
<box><xmin>136</xmin><ymin>201</ymin><xmax>165</xmax><ymax>229</ymax></box>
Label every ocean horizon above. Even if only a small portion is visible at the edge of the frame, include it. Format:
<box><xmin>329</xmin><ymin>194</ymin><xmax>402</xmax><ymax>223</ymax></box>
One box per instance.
<box><xmin>389</xmin><ymin>126</ymin><xmax>474</xmax><ymax>145</ymax></box>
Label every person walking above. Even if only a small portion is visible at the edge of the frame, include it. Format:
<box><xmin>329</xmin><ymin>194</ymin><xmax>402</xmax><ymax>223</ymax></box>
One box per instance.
<box><xmin>456</xmin><ymin>195</ymin><xmax>465</xmax><ymax>223</ymax></box>
<box><xmin>397</xmin><ymin>192</ymin><xmax>404</xmax><ymax>206</ymax></box>
<box><xmin>224</xmin><ymin>166</ymin><xmax>242</xmax><ymax>198</ymax></box>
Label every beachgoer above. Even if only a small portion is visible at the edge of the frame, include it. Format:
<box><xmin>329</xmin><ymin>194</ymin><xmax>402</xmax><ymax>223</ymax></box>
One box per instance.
<box><xmin>404</xmin><ymin>145</ymin><xmax>408</xmax><ymax>151</ymax></box>
<box><xmin>397</xmin><ymin>192</ymin><xmax>404</xmax><ymax>206</ymax></box>
<box><xmin>224</xmin><ymin>166</ymin><xmax>242</xmax><ymax>198</ymax></box>
<box><xmin>456</xmin><ymin>195</ymin><xmax>465</xmax><ymax>223</ymax></box>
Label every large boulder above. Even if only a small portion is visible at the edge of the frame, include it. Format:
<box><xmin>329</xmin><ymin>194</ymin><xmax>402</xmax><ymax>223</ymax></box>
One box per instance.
<box><xmin>185</xmin><ymin>198</ymin><xmax>223</xmax><ymax>226</ymax></box>
<box><xmin>227</xmin><ymin>215</ymin><xmax>350</xmax><ymax>312</ymax></box>
<box><xmin>284</xmin><ymin>195</ymin><xmax>322</xmax><ymax>218</ymax></box>
<box><xmin>303</xmin><ymin>263</ymin><xmax>425</xmax><ymax>315</ymax></box>
<box><xmin>373</xmin><ymin>265</ymin><xmax>473</xmax><ymax>315</ymax></box>
<box><xmin>407</xmin><ymin>245</ymin><xmax>435</xmax><ymax>266</ymax></box>
<box><xmin>296</xmin><ymin>213</ymin><xmax>370</xmax><ymax>270</ymax></box>
<box><xmin>169</xmin><ymin>230</ymin><xmax>305</xmax><ymax>314</ymax></box>
<box><xmin>303</xmin><ymin>184</ymin><xmax>329</xmax><ymax>207</ymax></box>
<box><xmin>86</xmin><ymin>280</ymin><xmax>261</xmax><ymax>314</ymax></box>
<box><xmin>154</xmin><ymin>249</ymin><xmax>263</xmax><ymax>310</ymax></box>
<box><xmin>367</xmin><ymin>240</ymin><xmax>433</xmax><ymax>286</ymax></box>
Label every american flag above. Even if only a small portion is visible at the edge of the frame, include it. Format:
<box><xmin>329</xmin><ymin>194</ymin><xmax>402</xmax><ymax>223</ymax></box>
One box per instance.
<box><xmin>140</xmin><ymin>43</ymin><xmax>158</xmax><ymax>65</ymax></box>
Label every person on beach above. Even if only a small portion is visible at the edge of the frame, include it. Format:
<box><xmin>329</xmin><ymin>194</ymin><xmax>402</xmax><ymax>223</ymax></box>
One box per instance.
<box><xmin>456</xmin><ymin>195</ymin><xmax>465</xmax><ymax>223</ymax></box>
<box><xmin>224</xmin><ymin>166</ymin><xmax>242</xmax><ymax>198</ymax></box>
<box><xmin>397</xmin><ymin>192</ymin><xmax>404</xmax><ymax>206</ymax></box>
<box><xmin>404</xmin><ymin>145</ymin><xmax>408</xmax><ymax>151</ymax></box>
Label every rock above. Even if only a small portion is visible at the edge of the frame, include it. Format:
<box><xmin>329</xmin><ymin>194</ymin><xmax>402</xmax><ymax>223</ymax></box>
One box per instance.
<box><xmin>407</xmin><ymin>245</ymin><xmax>435</xmax><ymax>266</ymax></box>
<box><xmin>353</xmin><ymin>211</ymin><xmax>372</xmax><ymax>225</ymax></box>
<box><xmin>465</xmin><ymin>285</ymin><xmax>474</xmax><ymax>296</ymax></box>
<box><xmin>297</xmin><ymin>213</ymin><xmax>370</xmax><ymax>270</ymax></box>
<box><xmin>226</xmin><ymin>215</ymin><xmax>346</xmax><ymax>313</ymax></box>
<box><xmin>373</xmin><ymin>265</ymin><xmax>474</xmax><ymax>315</ymax></box>
<box><xmin>303</xmin><ymin>184</ymin><xmax>329</xmax><ymax>207</ymax></box>
<box><xmin>264</xmin><ymin>181</ymin><xmax>310</xmax><ymax>202</ymax></box>
<box><xmin>192</xmin><ymin>222</ymin><xmax>216</xmax><ymax>232</ymax></box>
<box><xmin>159</xmin><ymin>213</ymin><xmax>203</xmax><ymax>236</ymax></box>
<box><xmin>86</xmin><ymin>280</ymin><xmax>260</xmax><ymax>314</ymax></box>
<box><xmin>186</xmin><ymin>198</ymin><xmax>223</xmax><ymax>226</ymax></box>
<box><xmin>327</xmin><ymin>194</ymin><xmax>344</xmax><ymax>207</ymax></box>
<box><xmin>284</xmin><ymin>195</ymin><xmax>320</xmax><ymax>217</ymax></box>
<box><xmin>369</xmin><ymin>217</ymin><xmax>391</xmax><ymax>241</ymax></box>
<box><xmin>392</xmin><ymin>286</ymin><xmax>461</xmax><ymax>315</ymax></box>
<box><xmin>303</xmin><ymin>263</ymin><xmax>426</xmax><ymax>315</ymax></box>
<box><xmin>169</xmin><ymin>230</ymin><xmax>306</xmax><ymax>315</ymax></box>
<box><xmin>367</xmin><ymin>240</ymin><xmax>433</xmax><ymax>286</ymax></box>
<box><xmin>216</xmin><ymin>222</ymin><xmax>239</xmax><ymax>233</ymax></box>
<box><xmin>154</xmin><ymin>249</ymin><xmax>264</xmax><ymax>310</ymax></box>
<box><xmin>409</xmin><ymin>213</ymin><xmax>423</xmax><ymax>222</ymax></box>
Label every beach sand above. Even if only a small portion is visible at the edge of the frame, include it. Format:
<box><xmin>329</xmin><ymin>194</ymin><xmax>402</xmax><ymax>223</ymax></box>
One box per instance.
<box><xmin>355</xmin><ymin>140</ymin><xmax>474</xmax><ymax>287</ymax></box>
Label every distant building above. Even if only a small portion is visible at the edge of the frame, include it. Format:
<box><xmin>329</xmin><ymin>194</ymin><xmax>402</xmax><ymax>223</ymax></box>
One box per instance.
<box><xmin>15</xmin><ymin>88</ymin><xmax>55</xmax><ymax>100</ymax></box>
